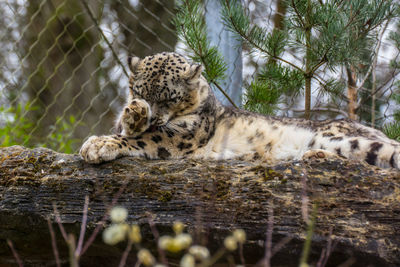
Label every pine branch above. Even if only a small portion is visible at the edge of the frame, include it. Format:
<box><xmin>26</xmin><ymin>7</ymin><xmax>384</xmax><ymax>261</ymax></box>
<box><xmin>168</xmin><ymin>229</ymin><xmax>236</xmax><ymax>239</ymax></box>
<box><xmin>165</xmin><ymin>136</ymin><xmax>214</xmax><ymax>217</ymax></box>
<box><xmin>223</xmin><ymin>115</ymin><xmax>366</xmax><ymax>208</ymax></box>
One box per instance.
<box><xmin>221</xmin><ymin>0</ymin><xmax>303</xmax><ymax>73</ymax></box>
<box><xmin>174</xmin><ymin>0</ymin><xmax>238</xmax><ymax>108</ymax></box>
<box><xmin>355</xmin><ymin>20</ymin><xmax>389</xmax><ymax>109</ymax></box>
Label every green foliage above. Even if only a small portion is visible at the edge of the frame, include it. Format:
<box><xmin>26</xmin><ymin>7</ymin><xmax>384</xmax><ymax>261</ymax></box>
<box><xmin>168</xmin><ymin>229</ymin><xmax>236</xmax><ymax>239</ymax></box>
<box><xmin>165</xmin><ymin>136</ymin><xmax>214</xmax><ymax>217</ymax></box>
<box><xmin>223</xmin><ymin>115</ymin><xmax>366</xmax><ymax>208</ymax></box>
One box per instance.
<box><xmin>176</xmin><ymin>0</ymin><xmax>395</xmax><ymax>118</ymax></box>
<box><xmin>0</xmin><ymin>103</ymin><xmax>35</xmax><ymax>147</ymax></box>
<box><xmin>287</xmin><ymin>0</ymin><xmax>393</xmax><ymax>68</ymax></box>
<box><xmin>385</xmin><ymin>16</ymin><xmax>400</xmax><ymax>139</ymax></box>
<box><xmin>223</xmin><ymin>0</ymin><xmax>393</xmax><ymax>117</ymax></box>
<box><xmin>174</xmin><ymin>0</ymin><xmax>227</xmax><ymax>84</ymax></box>
<box><xmin>0</xmin><ymin>103</ymin><xmax>79</xmax><ymax>153</ymax></box>
<box><xmin>221</xmin><ymin>0</ymin><xmax>288</xmax><ymax>61</ymax></box>
<box><xmin>45</xmin><ymin>115</ymin><xmax>80</xmax><ymax>154</ymax></box>
<box><xmin>383</xmin><ymin>122</ymin><xmax>400</xmax><ymax>141</ymax></box>
<box><xmin>245</xmin><ymin>63</ymin><xmax>304</xmax><ymax>114</ymax></box>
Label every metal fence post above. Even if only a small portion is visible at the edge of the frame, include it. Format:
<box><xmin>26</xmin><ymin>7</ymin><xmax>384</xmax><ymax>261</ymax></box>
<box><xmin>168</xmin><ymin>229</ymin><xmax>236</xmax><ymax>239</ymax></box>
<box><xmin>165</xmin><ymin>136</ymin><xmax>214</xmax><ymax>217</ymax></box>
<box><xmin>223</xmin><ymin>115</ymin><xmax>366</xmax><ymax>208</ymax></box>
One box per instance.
<box><xmin>205</xmin><ymin>0</ymin><xmax>243</xmax><ymax>107</ymax></box>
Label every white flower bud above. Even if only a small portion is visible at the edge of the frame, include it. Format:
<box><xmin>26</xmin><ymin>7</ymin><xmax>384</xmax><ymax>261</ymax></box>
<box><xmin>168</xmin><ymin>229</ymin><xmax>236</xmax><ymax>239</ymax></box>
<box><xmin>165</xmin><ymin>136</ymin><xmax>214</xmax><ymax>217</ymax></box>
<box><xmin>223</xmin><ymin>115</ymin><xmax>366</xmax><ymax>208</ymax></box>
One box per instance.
<box><xmin>158</xmin><ymin>235</ymin><xmax>173</xmax><ymax>250</ymax></box>
<box><xmin>110</xmin><ymin>206</ymin><xmax>128</xmax><ymax>223</ymax></box>
<box><xmin>189</xmin><ymin>245</ymin><xmax>210</xmax><ymax>260</ymax></box>
<box><xmin>158</xmin><ymin>234</ymin><xmax>192</xmax><ymax>253</ymax></box>
<box><xmin>103</xmin><ymin>224</ymin><xmax>127</xmax><ymax>245</ymax></box>
<box><xmin>224</xmin><ymin>236</ymin><xmax>238</xmax><ymax>251</ymax></box>
<box><xmin>175</xmin><ymin>233</ymin><xmax>192</xmax><ymax>249</ymax></box>
<box><xmin>138</xmin><ymin>249</ymin><xmax>155</xmax><ymax>267</ymax></box>
<box><xmin>173</xmin><ymin>221</ymin><xmax>185</xmax><ymax>234</ymax></box>
<box><xmin>232</xmin><ymin>229</ymin><xmax>246</xmax><ymax>243</ymax></box>
<box><xmin>128</xmin><ymin>224</ymin><xmax>141</xmax><ymax>243</ymax></box>
<box><xmin>180</xmin><ymin>254</ymin><xmax>195</xmax><ymax>267</ymax></box>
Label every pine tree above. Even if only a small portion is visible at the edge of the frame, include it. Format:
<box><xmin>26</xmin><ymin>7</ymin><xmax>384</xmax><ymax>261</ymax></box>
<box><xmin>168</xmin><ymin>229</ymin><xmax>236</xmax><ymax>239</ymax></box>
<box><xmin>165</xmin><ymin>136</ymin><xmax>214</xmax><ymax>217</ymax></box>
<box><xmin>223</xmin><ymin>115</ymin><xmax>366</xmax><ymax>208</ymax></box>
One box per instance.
<box><xmin>383</xmin><ymin>12</ymin><xmax>400</xmax><ymax>141</ymax></box>
<box><xmin>175</xmin><ymin>0</ymin><xmax>394</xmax><ymax>119</ymax></box>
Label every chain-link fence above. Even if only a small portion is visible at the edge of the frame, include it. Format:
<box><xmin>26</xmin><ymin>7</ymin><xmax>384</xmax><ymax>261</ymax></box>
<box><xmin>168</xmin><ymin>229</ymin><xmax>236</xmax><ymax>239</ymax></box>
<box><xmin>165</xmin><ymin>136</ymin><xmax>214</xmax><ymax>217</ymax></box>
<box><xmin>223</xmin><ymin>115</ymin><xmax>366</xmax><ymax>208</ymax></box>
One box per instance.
<box><xmin>1</xmin><ymin>0</ymin><xmax>178</xmax><ymax>153</ymax></box>
<box><xmin>1</xmin><ymin>0</ymin><xmax>400</xmax><ymax>153</ymax></box>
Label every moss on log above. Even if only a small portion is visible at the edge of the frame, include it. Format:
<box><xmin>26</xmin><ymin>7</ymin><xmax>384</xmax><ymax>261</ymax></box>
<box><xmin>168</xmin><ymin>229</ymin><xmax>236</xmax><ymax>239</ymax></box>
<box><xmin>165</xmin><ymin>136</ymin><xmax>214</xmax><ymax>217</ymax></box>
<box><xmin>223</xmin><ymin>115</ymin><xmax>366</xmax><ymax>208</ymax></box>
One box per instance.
<box><xmin>0</xmin><ymin>146</ymin><xmax>399</xmax><ymax>266</ymax></box>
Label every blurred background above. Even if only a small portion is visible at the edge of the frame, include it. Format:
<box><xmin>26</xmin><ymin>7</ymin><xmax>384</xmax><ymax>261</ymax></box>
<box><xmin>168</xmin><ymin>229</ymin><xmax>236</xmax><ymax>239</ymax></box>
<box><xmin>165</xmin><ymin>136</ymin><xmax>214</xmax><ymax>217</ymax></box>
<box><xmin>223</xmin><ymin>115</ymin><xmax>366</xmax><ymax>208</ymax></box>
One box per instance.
<box><xmin>1</xmin><ymin>0</ymin><xmax>400</xmax><ymax>153</ymax></box>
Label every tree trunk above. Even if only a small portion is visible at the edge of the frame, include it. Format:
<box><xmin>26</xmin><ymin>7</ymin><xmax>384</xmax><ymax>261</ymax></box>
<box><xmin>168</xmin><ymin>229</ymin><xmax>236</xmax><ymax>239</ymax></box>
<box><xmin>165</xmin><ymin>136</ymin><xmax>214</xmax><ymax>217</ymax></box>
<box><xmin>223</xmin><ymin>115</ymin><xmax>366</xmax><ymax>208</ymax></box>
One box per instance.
<box><xmin>111</xmin><ymin>0</ymin><xmax>177</xmax><ymax>58</ymax></box>
<box><xmin>346</xmin><ymin>66</ymin><xmax>358</xmax><ymax>120</ymax></box>
<box><xmin>0</xmin><ymin>146</ymin><xmax>399</xmax><ymax>266</ymax></box>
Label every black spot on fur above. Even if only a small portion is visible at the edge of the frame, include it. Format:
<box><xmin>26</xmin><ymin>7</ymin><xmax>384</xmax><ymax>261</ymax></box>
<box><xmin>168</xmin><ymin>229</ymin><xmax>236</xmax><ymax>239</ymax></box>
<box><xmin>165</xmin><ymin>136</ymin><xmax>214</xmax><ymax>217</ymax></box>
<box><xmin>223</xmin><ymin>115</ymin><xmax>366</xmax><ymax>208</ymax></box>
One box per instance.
<box><xmin>365</xmin><ymin>142</ymin><xmax>383</xmax><ymax>165</ymax></box>
<box><xmin>151</xmin><ymin>135</ymin><xmax>163</xmax><ymax>143</ymax></box>
<box><xmin>390</xmin><ymin>152</ymin><xmax>396</xmax><ymax>168</ymax></box>
<box><xmin>330</xmin><ymin>136</ymin><xmax>343</xmax><ymax>141</ymax></box>
<box><xmin>121</xmin><ymin>141</ymin><xmax>128</xmax><ymax>147</ymax></box>
<box><xmin>182</xmin><ymin>134</ymin><xmax>194</xmax><ymax>140</ymax></box>
<box><xmin>253</xmin><ymin>152</ymin><xmax>261</xmax><ymax>160</ymax></box>
<box><xmin>178</xmin><ymin>142</ymin><xmax>192</xmax><ymax>150</ymax></box>
<box><xmin>322</xmin><ymin>132</ymin><xmax>334</xmax><ymax>137</ymax></box>
<box><xmin>335</xmin><ymin>148</ymin><xmax>343</xmax><ymax>157</ymax></box>
<box><xmin>350</xmin><ymin>140</ymin><xmax>359</xmax><ymax>150</ymax></box>
<box><xmin>179</xmin><ymin>122</ymin><xmax>188</xmax><ymax>129</ymax></box>
<box><xmin>118</xmin><ymin>143</ymin><xmax>122</xmax><ymax>149</ymax></box>
<box><xmin>308</xmin><ymin>139</ymin><xmax>315</xmax><ymax>148</ymax></box>
<box><xmin>158</xmin><ymin>147</ymin><xmax>171</xmax><ymax>159</ymax></box>
<box><xmin>137</xmin><ymin>141</ymin><xmax>147</xmax><ymax>149</ymax></box>
<box><xmin>265</xmin><ymin>142</ymin><xmax>273</xmax><ymax>151</ymax></box>
<box><xmin>166</xmin><ymin>129</ymin><xmax>175</xmax><ymax>137</ymax></box>
<box><xmin>255</xmin><ymin>130</ymin><xmax>264</xmax><ymax>138</ymax></box>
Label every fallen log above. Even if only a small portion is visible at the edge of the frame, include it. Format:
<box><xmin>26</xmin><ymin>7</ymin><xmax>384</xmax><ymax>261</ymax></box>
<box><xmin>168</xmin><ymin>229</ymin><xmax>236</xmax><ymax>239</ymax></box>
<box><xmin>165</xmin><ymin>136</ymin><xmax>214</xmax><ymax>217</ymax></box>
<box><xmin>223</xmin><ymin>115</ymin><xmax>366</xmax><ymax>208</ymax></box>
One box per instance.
<box><xmin>0</xmin><ymin>145</ymin><xmax>399</xmax><ymax>266</ymax></box>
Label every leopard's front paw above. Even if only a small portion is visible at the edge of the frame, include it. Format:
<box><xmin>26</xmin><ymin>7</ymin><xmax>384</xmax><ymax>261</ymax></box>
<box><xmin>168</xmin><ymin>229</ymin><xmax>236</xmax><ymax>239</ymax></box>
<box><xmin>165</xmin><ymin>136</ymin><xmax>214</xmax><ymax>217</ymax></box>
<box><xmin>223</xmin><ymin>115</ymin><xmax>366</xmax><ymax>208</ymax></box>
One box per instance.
<box><xmin>79</xmin><ymin>135</ymin><xmax>125</xmax><ymax>164</ymax></box>
<box><xmin>121</xmin><ymin>99</ymin><xmax>151</xmax><ymax>136</ymax></box>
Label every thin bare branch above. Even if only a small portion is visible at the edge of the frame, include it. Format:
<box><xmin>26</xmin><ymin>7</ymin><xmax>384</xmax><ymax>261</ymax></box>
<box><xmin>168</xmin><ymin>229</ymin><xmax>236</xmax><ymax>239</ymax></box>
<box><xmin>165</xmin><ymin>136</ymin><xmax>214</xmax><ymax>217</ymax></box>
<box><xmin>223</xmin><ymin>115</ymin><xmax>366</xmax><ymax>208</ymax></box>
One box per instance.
<box><xmin>80</xmin><ymin>0</ymin><xmax>130</xmax><ymax>78</ymax></box>
<box><xmin>301</xmin><ymin>167</ymin><xmax>309</xmax><ymax>223</ymax></box>
<box><xmin>7</xmin><ymin>239</ymin><xmax>23</xmax><ymax>267</ymax></box>
<box><xmin>271</xmin><ymin>236</ymin><xmax>293</xmax><ymax>257</ymax></box>
<box><xmin>118</xmin><ymin>239</ymin><xmax>133</xmax><ymax>267</ymax></box>
<box><xmin>47</xmin><ymin>219</ymin><xmax>61</xmax><ymax>267</ymax></box>
<box><xmin>76</xmin><ymin>195</ymin><xmax>90</xmax><ymax>257</ymax></box>
<box><xmin>53</xmin><ymin>204</ymin><xmax>69</xmax><ymax>242</ymax></box>
<box><xmin>81</xmin><ymin>181</ymin><xmax>129</xmax><ymax>255</ymax></box>
<box><xmin>355</xmin><ymin>21</ymin><xmax>390</xmax><ymax>98</ymax></box>
<box><xmin>264</xmin><ymin>202</ymin><xmax>274</xmax><ymax>267</ymax></box>
<box><xmin>146</xmin><ymin>212</ymin><xmax>168</xmax><ymax>266</ymax></box>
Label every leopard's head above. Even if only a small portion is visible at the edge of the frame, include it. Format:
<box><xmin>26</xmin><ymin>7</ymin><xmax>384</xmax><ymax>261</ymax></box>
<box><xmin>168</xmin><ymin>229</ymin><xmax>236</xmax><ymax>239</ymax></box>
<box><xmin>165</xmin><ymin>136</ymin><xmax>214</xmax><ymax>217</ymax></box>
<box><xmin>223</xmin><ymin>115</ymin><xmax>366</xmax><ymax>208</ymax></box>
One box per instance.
<box><xmin>127</xmin><ymin>52</ymin><xmax>207</xmax><ymax>126</ymax></box>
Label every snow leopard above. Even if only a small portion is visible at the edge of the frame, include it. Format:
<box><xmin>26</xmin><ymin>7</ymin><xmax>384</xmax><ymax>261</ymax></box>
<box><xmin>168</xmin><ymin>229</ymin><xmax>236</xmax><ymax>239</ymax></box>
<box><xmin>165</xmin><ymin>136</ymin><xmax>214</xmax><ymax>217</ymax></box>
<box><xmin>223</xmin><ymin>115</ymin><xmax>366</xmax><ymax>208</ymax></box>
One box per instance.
<box><xmin>80</xmin><ymin>52</ymin><xmax>400</xmax><ymax>169</ymax></box>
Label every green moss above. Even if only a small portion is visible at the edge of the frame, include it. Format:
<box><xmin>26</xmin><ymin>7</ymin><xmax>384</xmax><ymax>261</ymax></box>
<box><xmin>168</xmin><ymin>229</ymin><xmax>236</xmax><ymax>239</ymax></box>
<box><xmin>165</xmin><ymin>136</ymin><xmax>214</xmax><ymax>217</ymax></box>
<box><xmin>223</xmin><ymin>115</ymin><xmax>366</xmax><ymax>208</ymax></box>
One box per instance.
<box><xmin>158</xmin><ymin>191</ymin><xmax>173</xmax><ymax>202</ymax></box>
<box><xmin>263</xmin><ymin>168</ymin><xmax>283</xmax><ymax>181</ymax></box>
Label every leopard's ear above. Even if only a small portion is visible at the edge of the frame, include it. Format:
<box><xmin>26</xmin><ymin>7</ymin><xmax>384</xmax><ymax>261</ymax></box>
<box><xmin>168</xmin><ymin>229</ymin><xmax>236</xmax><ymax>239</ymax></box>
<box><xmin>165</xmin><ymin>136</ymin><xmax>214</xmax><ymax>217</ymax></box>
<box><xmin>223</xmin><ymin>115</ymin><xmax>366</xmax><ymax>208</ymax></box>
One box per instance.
<box><xmin>127</xmin><ymin>56</ymin><xmax>141</xmax><ymax>72</ymax></box>
<box><xmin>184</xmin><ymin>64</ymin><xmax>204</xmax><ymax>81</ymax></box>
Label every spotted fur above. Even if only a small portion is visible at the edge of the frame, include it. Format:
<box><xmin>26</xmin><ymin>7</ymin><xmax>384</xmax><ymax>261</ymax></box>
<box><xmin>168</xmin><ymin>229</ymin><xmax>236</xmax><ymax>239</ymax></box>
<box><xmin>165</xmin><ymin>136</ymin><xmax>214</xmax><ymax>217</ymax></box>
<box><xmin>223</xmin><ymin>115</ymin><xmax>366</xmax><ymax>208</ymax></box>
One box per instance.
<box><xmin>80</xmin><ymin>52</ymin><xmax>400</xmax><ymax>169</ymax></box>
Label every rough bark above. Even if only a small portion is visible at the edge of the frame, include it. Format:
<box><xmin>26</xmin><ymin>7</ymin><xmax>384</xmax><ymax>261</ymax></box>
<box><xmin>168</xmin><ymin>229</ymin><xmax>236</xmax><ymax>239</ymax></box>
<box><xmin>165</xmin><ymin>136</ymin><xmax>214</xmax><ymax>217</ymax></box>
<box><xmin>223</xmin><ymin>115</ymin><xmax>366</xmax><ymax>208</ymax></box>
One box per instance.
<box><xmin>346</xmin><ymin>66</ymin><xmax>358</xmax><ymax>121</ymax></box>
<box><xmin>0</xmin><ymin>146</ymin><xmax>399</xmax><ymax>266</ymax></box>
